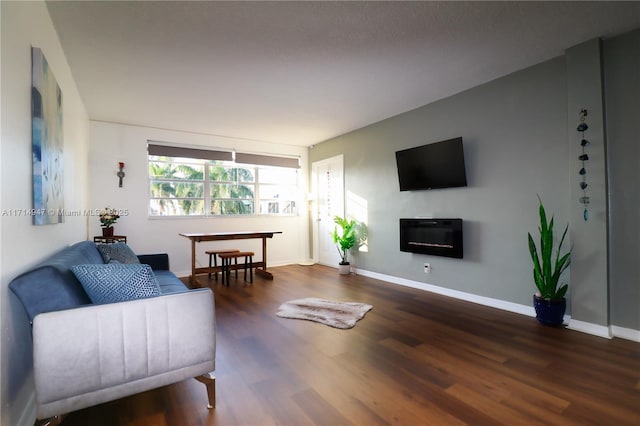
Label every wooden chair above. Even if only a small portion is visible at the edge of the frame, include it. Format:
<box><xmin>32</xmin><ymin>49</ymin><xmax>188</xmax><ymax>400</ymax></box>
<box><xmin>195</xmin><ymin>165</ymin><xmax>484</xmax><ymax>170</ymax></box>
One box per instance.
<box><xmin>218</xmin><ymin>251</ymin><xmax>255</xmax><ymax>285</ymax></box>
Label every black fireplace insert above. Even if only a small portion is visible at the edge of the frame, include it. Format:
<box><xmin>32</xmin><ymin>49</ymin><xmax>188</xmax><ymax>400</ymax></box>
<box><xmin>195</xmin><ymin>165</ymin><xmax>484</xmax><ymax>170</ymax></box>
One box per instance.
<box><xmin>399</xmin><ymin>218</ymin><xmax>463</xmax><ymax>258</ymax></box>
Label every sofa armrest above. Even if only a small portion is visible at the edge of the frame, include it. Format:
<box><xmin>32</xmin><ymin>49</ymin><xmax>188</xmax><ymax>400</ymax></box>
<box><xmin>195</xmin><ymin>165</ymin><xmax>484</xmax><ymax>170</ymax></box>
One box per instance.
<box><xmin>137</xmin><ymin>253</ymin><xmax>169</xmax><ymax>270</ymax></box>
<box><xmin>32</xmin><ymin>289</ymin><xmax>215</xmax><ymax>418</ymax></box>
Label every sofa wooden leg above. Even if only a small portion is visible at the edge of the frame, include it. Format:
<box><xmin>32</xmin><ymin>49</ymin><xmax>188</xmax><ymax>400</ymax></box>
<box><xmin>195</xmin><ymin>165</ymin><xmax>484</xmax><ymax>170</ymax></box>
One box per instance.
<box><xmin>195</xmin><ymin>372</ymin><xmax>216</xmax><ymax>409</ymax></box>
<box><xmin>35</xmin><ymin>414</ymin><xmax>65</xmax><ymax>426</ymax></box>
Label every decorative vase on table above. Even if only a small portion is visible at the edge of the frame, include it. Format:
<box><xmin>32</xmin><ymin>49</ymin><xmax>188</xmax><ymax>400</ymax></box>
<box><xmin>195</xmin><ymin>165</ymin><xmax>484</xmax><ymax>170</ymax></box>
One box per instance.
<box><xmin>99</xmin><ymin>207</ymin><xmax>120</xmax><ymax>238</ymax></box>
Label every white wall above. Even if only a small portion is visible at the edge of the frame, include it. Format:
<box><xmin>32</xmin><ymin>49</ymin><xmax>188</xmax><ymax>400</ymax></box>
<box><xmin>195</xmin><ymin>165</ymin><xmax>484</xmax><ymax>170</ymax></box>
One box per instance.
<box><xmin>0</xmin><ymin>2</ymin><xmax>90</xmax><ymax>424</ymax></box>
<box><xmin>89</xmin><ymin>121</ymin><xmax>310</xmax><ymax>277</ymax></box>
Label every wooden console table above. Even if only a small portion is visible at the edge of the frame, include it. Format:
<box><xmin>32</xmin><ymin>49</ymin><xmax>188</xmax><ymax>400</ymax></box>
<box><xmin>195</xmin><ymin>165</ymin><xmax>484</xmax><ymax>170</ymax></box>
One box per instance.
<box><xmin>179</xmin><ymin>231</ymin><xmax>282</xmax><ymax>287</ymax></box>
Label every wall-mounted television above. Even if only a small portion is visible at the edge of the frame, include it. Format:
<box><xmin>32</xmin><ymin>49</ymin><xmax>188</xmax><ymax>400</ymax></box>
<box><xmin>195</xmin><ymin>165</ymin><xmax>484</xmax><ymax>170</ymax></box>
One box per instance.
<box><xmin>395</xmin><ymin>137</ymin><xmax>467</xmax><ymax>191</ymax></box>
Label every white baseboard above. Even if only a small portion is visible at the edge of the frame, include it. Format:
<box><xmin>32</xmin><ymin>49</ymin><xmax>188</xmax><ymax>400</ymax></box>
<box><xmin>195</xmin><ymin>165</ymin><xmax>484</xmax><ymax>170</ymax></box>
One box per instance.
<box><xmin>610</xmin><ymin>325</ymin><xmax>640</xmax><ymax>342</ymax></box>
<box><xmin>354</xmin><ymin>268</ymin><xmax>640</xmax><ymax>342</ymax></box>
<box><xmin>354</xmin><ymin>268</ymin><xmax>535</xmax><ymax>317</ymax></box>
<box><xmin>567</xmin><ymin>319</ymin><xmax>613</xmax><ymax>339</ymax></box>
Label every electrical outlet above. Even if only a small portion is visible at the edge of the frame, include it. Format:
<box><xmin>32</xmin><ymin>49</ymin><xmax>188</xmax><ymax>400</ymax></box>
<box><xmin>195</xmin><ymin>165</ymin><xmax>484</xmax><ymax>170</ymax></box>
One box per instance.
<box><xmin>424</xmin><ymin>263</ymin><xmax>431</xmax><ymax>274</ymax></box>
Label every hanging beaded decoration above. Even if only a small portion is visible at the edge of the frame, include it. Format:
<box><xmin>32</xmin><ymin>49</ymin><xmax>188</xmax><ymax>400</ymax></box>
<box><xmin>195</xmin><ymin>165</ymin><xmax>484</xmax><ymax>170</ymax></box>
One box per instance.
<box><xmin>577</xmin><ymin>109</ymin><xmax>589</xmax><ymax>221</ymax></box>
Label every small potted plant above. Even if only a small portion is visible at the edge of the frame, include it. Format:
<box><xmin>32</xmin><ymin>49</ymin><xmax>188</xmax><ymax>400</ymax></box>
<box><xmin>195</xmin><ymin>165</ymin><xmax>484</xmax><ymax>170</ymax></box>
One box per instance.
<box><xmin>331</xmin><ymin>216</ymin><xmax>358</xmax><ymax>274</ymax></box>
<box><xmin>99</xmin><ymin>207</ymin><xmax>121</xmax><ymax>237</ymax></box>
<box><xmin>527</xmin><ymin>197</ymin><xmax>571</xmax><ymax>326</ymax></box>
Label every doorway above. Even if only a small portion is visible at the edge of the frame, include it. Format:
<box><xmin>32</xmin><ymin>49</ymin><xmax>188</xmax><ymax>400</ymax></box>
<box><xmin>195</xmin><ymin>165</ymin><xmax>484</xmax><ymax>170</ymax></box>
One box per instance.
<box><xmin>311</xmin><ymin>155</ymin><xmax>344</xmax><ymax>267</ymax></box>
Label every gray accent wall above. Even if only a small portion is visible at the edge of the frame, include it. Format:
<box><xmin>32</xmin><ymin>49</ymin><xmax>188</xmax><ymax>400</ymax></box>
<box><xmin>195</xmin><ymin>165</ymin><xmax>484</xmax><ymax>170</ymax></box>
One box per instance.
<box><xmin>310</xmin><ymin>29</ymin><xmax>639</xmax><ymax>334</ymax></box>
<box><xmin>311</xmin><ymin>57</ymin><xmax>571</xmax><ymax>308</ymax></box>
<box><xmin>604</xmin><ymin>29</ymin><xmax>640</xmax><ymax>331</ymax></box>
<box><xmin>566</xmin><ymin>39</ymin><xmax>609</xmax><ymax>328</ymax></box>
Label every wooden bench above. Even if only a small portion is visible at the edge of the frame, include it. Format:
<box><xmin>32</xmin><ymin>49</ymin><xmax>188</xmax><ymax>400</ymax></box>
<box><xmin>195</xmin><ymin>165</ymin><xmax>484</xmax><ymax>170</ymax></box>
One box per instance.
<box><xmin>205</xmin><ymin>249</ymin><xmax>240</xmax><ymax>279</ymax></box>
<box><xmin>218</xmin><ymin>251</ymin><xmax>255</xmax><ymax>285</ymax></box>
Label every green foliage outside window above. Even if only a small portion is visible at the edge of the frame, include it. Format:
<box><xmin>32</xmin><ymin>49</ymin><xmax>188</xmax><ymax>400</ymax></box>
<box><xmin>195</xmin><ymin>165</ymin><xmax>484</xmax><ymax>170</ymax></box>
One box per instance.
<box><xmin>149</xmin><ymin>156</ymin><xmax>297</xmax><ymax>217</ymax></box>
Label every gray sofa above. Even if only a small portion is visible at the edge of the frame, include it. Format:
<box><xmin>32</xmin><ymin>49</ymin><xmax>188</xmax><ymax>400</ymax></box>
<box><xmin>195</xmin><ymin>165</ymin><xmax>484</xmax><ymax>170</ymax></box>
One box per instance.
<box><xmin>9</xmin><ymin>241</ymin><xmax>215</xmax><ymax>421</ymax></box>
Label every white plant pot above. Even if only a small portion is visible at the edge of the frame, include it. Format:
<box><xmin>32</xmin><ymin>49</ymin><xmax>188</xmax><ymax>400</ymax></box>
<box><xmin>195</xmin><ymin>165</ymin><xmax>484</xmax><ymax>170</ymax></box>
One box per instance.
<box><xmin>338</xmin><ymin>263</ymin><xmax>351</xmax><ymax>275</ymax></box>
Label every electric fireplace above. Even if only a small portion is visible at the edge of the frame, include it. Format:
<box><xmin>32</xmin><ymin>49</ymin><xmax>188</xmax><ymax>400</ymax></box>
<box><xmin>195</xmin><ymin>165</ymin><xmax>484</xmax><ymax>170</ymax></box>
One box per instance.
<box><xmin>399</xmin><ymin>218</ymin><xmax>463</xmax><ymax>258</ymax></box>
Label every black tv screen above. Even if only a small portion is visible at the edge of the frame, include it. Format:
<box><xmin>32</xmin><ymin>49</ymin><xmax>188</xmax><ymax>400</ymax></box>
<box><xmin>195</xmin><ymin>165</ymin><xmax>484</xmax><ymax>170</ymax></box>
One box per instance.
<box><xmin>395</xmin><ymin>137</ymin><xmax>467</xmax><ymax>191</ymax></box>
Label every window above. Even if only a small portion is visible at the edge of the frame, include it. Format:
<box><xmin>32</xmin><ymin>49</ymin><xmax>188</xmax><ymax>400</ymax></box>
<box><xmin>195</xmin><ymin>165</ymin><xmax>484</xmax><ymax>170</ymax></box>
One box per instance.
<box><xmin>257</xmin><ymin>167</ymin><xmax>298</xmax><ymax>215</ymax></box>
<box><xmin>148</xmin><ymin>145</ymin><xmax>299</xmax><ymax>217</ymax></box>
<box><xmin>208</xmin><ymin>164</ymin><xmax>256</xmax><ymax>215</ymax></box>
<box><xmin>149</xmin><ymin>156</ymin><xmax>206</xmax><ymax>216</ymax></box>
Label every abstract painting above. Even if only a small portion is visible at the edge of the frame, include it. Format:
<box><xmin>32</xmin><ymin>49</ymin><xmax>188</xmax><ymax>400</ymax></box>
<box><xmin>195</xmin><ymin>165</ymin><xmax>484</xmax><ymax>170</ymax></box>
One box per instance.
<box><xmin>32</xmin><ymin>47</ymin><xmax>64</xmax><ymax>225</ymax></box>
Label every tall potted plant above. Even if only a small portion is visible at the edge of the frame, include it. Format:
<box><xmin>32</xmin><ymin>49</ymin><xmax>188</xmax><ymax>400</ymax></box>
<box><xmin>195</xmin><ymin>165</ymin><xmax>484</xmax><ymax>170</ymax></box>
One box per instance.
<box><xmin>331</xmin><ymin>216</ymin><xmax>358</xmax><ymax>274</ymax></box>
<box><xmin>527</xmin><ymin>197</ymin><xmax>571</xmax><ymax>325</ymax></box>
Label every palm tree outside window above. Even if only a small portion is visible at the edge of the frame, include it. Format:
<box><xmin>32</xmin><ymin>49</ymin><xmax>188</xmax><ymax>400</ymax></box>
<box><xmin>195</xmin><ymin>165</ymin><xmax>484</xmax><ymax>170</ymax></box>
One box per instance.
<box><xmin>149</xmin><ymin>153</ymin><xmax>298</xmax><ymax>217</ymax></box>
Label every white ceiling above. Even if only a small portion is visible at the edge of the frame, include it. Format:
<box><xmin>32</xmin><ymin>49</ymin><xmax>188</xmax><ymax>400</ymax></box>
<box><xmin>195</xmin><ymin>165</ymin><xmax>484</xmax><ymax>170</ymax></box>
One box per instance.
<box><xmin>46</xmin><ymin>1</ymin><xmax>640</xmax><ymax>147</ymax></box>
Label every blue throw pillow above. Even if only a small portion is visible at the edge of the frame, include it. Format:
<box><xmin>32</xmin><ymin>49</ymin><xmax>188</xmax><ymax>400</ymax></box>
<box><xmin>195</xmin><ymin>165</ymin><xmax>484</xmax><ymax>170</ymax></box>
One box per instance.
<box><xmin>96</xmin><ymin>242</ymin><xmax>140</xmax><ymax>264</ymax></box>
<box><xmin>71</xmin><ymin>264</ymin><xmax>160</xmax><ymax>304</ymax></box>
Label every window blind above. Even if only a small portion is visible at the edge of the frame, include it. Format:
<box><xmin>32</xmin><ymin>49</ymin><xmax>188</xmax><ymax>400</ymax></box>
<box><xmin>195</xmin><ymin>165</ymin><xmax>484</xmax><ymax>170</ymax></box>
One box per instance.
<box><xmin>235</xmin><ymin>152</ymin><xmax>300</xmax><ymax>169</ymax></box>
<box><xmin>148</xmin><ymin>144</ymin><xmax>233</xmax><ymax>162</ymax></box>
<box><xmin>149</xmin><ymin>142</ymin><xmax>299</xmax><ymax>169</ymax></box>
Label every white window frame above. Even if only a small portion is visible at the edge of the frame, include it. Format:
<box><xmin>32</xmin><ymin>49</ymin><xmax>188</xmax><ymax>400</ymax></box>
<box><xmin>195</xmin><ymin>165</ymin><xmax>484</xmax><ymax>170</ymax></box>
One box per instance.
<box><xmin>148</xmin><ymin>149</ymin><xmax>299</xmax><ymax>218</ymax></box>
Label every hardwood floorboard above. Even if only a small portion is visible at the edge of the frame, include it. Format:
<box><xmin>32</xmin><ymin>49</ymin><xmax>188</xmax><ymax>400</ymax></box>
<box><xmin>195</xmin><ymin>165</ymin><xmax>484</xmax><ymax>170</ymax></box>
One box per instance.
<box><xmin>60</xmin><ymin>264</ymin><xmax>640</xmax><ymax>425</ymax></box>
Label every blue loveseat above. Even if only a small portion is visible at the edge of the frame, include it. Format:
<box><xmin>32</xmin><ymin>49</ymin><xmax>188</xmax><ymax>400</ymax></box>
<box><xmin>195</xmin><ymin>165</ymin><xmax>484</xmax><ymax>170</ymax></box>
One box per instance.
<box><xmin>9</xmin><ymin>241</ymin><xmax>216</xmax><ymax>421</ymax></box>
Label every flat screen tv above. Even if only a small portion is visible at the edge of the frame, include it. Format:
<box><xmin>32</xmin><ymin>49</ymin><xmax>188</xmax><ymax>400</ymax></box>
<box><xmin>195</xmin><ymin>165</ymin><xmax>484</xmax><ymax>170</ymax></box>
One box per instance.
<box><xmin>395</xmin><ymin>137</ymin><xmax>467</xmax><ymax>191</ymax></box>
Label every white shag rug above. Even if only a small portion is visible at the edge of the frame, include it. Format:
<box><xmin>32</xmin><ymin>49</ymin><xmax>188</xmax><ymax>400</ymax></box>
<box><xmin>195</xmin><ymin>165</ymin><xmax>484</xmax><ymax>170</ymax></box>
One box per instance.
<box><xmin>276</xmin><ymin>297</ymin><xmax>373</xmax><ymax>329</ymax></box>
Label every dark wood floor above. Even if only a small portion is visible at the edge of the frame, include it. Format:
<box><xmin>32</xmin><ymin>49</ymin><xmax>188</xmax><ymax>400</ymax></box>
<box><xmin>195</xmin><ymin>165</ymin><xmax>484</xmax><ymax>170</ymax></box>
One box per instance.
<box><xmin>61</xmin><ymin>264</ymin><xmax>640</xmax><ymax>426</ymax></box>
